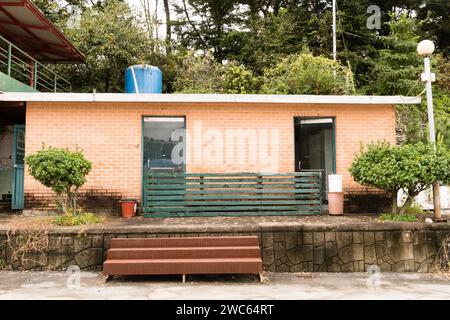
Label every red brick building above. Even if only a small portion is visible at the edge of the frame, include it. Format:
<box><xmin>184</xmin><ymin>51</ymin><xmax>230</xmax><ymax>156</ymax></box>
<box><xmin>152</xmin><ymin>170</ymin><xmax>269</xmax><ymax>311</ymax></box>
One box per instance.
<box><xmin>0</xmin><ymin>0</ymin><xmax>423</xmax><ymax>215</ymax></box>
<box><xmin>0</xmin><ymin>93</ymin><xmax>420</xmax><ymax>213</ymax></box>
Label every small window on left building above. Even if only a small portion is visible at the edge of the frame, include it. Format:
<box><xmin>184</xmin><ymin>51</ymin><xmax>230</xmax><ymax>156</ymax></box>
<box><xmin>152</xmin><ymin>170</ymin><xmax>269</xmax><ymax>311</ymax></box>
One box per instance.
<box><xmin>143</xmin><ymin>117</ymin><xmax>185</xmax><ymax>173</ymax></box>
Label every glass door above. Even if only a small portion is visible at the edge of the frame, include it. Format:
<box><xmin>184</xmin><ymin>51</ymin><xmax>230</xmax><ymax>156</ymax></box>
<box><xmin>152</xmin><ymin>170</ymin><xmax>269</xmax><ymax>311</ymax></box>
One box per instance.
<box><xmin>142</xmin><ymin>117</ymin><xmax>186</xmax><ymax>214</ymax></box>
<box><xmin>143</xmin><ymin>117</ymin><xmax>186</xmax><ymax>173</ymax></box>
<box><xmin>294</xmin><ymin>118</ymin><xmax>335</xmax><ymax>202</ymax></box>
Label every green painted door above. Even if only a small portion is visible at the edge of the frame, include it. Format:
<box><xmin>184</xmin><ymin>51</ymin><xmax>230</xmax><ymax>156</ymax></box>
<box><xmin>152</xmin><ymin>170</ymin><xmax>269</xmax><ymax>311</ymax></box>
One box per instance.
<box><xmin>12</xmin><ymin>125</ymin><xmax>25</xmax><ymax>210</ymax></box>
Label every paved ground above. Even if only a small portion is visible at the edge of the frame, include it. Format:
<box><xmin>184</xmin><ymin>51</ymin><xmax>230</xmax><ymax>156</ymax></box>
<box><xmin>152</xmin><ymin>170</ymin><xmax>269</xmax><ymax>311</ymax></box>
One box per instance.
<box><xmin>0</xmin><ymin>271</ymin><xmax>449</xmax><ymax>300</ymax></box>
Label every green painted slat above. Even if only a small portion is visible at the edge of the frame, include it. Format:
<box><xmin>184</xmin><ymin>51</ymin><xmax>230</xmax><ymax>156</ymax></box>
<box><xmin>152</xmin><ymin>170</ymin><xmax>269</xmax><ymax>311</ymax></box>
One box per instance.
<box><xmin>144</xmin><ymin>210</ymin><xmax>321</xmax><ymax>218</ymax></box>
<box><xmin>146</xmin><ymin>178</ymin><xmax>319</xmax><ymax>184</ymax></box>
<box><xmin>145</xmin><ymin>205</ymin><xmax>321</xmax><ymax>212</ymax></box>
<box><xmin>148</xmin><ymin>200</ymin><xmax>322</xmax><ymax>206</ymax></box>
<box><xmin>146</xmin><ymin>172</ymin><xmax>321</xmax><ymax>177</ymax></box>
<box><xmin>145</xmin><ymin>194</ymin><xmax>319</xmax><ymax>201</ymax></box>
<box><xmin>145</xmin><ymin>188</ymin><xmax>320</xmax><ymax>196</ymax></box>
<box><xmin>147</xmin><ymin>183</ymin><xmax>321</xmax><ymax>189</ymax></box>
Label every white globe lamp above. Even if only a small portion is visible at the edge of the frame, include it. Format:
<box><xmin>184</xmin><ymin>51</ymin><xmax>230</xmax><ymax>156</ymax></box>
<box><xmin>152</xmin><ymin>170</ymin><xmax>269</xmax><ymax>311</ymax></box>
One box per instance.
<box><xmin>417</xmin><ymin>40</ymin><xmax>435</xmax><ymax>57</ymax></box>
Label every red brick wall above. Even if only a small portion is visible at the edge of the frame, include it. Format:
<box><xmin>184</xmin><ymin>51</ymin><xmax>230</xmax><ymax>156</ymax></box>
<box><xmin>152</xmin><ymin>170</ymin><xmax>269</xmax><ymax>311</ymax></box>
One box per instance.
<box><xmin>24</xmin><ymin>102</ymin><xmax>396</xmax><ymax>204</ymax></box>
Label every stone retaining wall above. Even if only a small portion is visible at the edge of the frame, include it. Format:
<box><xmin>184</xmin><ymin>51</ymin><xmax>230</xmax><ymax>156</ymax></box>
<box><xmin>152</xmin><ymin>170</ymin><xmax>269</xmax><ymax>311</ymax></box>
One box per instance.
<box><xmin>0</xmin><ymin>224</ymin><xmax>449</xmax><ymax>272</ymax></box>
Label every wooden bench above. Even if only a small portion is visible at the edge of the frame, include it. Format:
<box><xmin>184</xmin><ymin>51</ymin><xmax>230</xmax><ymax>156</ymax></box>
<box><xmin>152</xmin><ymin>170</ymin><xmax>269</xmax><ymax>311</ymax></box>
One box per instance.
<box><xmin>103</xmin><ymin>236</ymin><xmax>263</xmax><ymax>282</ymax></box>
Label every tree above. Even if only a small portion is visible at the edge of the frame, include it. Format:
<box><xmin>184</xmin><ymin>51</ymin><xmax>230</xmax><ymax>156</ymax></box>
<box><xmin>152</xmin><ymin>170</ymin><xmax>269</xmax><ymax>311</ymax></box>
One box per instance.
<box><xmin>350</xmin><ymin>141</ymin><xmax>450</xmax><ymax>214</ymax></box>
<box><xmin>415</xmin><ymin>0</ymin><xmax>450</xmax><ymax>55</ymax></box>
<box><xmin>173</xmin><ymin>51</ymin><xmax>256</xmax><ymax>93</ymax></box>
<box><xmin>222</xmin><ymin>9</ymin><xmax>305</xmax><ymax>75</ymax></box>
<box><xmin>397</xmin><ymin>89</ymin><xmax>450</xmax><ymax>149</ymax></box>
<box><xmin>33</xmin><ymin>0</ymin><xmax>450</xmax><ymax>97</ymax></box>
<box><xmin>33</xmin><ymin>0</ymin><xmax>86</xmax><ymax>23</ymax></box>
<box><xmin>163</xmin><ymin>0</ymin><xmax>172</xmax><ymax>54</ymax></box>
<box><xmin>363</xmin><ymin>14</ymin><xmax>422</xmax><ymax>96</ymax></box>
<box><xmin>58</xmin><ymin>0</ymin><xmax>162</xmax><ymax>92</ymax></box>
<box><xmin>260</xmin><ymin>52</ymin><xmax>355</xmax><ymax>95</ymax></box>
<box><xmin>173</xmin><ymin>0</ymin><xmax>238</xmax><ymax>61</ymax></box>
<box><xmin>139</xmin><ymin>0</ymin><xmax>160</xmax><ymax>52</ymax></box>
<box><xmin>222</xmin><ymin>63</ymin><xmax>256</xmax><ymax>94</ymax></box>
<box><xmin>25</xmin><ymin>147</ymin><xmax>92</xmax><ymax>215</ymax></box>
<box><xmin>173</xmin><ymin>51</ymin><xmax>225</xmax><ymax>93</ymax></box>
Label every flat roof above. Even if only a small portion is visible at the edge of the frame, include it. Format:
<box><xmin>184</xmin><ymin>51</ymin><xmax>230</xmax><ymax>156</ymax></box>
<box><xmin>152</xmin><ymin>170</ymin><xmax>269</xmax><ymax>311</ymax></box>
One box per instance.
<box><xmin>0</xmin><ymin>92</ymin><xmax>422</xmax><ymax>105</ymax></box>
<box><xmin>0</xmin><ymin>0</ymin><xmax>84</xmax><ymax>63</ymax></box>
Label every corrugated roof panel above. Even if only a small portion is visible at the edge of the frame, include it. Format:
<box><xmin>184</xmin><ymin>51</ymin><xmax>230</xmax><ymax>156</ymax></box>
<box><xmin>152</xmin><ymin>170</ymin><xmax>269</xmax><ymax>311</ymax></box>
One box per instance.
<box><xmin>33</xmin><ymin>29</ymin><xmax>65</xmax><ymax>45</ymax></box>
<box><xmin>6</xmin><ymin>6</ymin><xmax>43</xmax><ymax>25</ymax></box>
<box><xmin>0</xmin><ymin>0</ymin><xmax>84</xmax><ymax>63</ymax></box>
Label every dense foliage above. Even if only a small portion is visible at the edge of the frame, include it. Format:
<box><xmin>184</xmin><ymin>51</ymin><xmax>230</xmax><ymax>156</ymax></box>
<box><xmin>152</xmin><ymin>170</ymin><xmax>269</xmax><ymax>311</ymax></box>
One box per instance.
<box><xmin>25</xmin><ymin>147</ymin><xmax>92</xmax><ymax>214</ymax></box>
<box><xmin>260</xmin><ymin>52</ymin><xmax>354</xmax><ymax>95</ymax></box>
<box><xmin>350</xmin><ymin>141</ymin><xmax>450</xmax><ymax>214</ymax></box>
<box><xmin>33</xmin><ymin>0</ymin><xmax>449</xmax><ymax>145</ymax></box>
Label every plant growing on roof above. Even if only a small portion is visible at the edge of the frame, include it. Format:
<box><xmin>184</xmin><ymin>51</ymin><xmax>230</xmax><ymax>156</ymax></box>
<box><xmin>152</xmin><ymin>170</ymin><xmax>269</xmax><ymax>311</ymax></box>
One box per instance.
<box><xmin>349</xmin><ymin>140</ymin><xmax>450</xmax><ymax>214</ymax></box>
<box><xmin>25</xmin><ymin>146</ymin><xmax>92</xmax><ymax>215</ymax></box>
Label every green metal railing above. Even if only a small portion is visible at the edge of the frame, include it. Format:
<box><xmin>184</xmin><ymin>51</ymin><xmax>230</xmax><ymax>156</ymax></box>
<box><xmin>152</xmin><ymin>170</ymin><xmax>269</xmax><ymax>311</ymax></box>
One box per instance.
<box><xmin>0</xmin><ymin>35</ymin><xmax>71</xmax><ymax>92</ymax></box>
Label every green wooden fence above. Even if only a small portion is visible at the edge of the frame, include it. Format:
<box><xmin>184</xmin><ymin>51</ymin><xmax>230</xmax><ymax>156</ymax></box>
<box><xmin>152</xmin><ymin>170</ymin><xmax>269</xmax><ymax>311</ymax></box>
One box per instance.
<box><xmin>143</xmin><ymin>172</ymin><xmax>322</xmax><ymax>217</ymax></box>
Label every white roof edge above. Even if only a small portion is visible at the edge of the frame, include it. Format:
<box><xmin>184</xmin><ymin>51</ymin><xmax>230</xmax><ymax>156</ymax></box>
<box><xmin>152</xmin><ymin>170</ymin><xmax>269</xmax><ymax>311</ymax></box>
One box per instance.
<box><xmin>0</xmin><ymin>92</ymin><xmax>422</xmax><ymax>105</ymax></box>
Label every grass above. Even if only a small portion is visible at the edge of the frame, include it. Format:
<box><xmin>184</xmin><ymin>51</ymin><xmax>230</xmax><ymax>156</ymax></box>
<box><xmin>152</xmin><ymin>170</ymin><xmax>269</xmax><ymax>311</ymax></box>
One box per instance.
<box><xmin>0</xmin><ymin>259</ymin><xmax>6</xmax><ymax>270</ymax></box>
<box><xmin>403</xmin><ymin>205</ymin><xmax>426</xmax><ymax>215</ymax></box>
<box><xmin>53</xmin><ymin>212</ymin><xmax>105</xmax><ymax>226</ymax></box>
<box><xmin>379</xmin><ymin>213</ymin><xmax>418</xmax><ymax>222</ymax></box>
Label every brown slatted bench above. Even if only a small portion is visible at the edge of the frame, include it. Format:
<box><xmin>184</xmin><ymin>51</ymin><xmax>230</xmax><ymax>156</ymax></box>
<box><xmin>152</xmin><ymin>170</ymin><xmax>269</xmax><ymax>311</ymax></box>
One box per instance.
<box><xmin>102</xmin><ymin>236</ymin><xmax>263</xmax><ymax>282</ymax></box>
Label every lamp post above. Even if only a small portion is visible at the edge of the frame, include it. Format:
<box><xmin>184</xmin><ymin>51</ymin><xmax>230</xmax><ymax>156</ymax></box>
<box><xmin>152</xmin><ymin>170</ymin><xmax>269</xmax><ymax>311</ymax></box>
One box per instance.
<box><xmin>417</xmin><ymin>40</ymin><xmax>442</xmax><ymax>221</ymax></box>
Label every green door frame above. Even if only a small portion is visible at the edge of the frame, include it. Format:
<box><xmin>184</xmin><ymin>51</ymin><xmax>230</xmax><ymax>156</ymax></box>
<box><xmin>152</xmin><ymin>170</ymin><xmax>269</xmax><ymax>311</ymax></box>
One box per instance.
<box><xmin>12</xmin><ymin>124</ymin><xmax>25</xmax><ymax>210</ymax></box>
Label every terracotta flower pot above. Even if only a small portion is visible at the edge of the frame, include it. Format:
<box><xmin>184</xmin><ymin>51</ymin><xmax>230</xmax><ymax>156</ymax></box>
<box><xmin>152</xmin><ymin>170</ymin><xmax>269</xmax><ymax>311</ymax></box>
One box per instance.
<box><xmin>120</xmin><ymin>199</ymin><xmax>137</xmax><ymax>218</ymax></box>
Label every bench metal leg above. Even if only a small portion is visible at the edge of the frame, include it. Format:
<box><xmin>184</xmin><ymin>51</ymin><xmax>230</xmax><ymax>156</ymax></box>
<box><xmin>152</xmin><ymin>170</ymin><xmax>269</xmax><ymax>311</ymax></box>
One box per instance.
<box><xmin>182</xmin><ymin>274</ymin><xmax>186</xmax><ymax>284</ymax></box>
<box><xmin>258</xmin><ymin>273</ymin><xmax>264</xmax><ymax>283</ymax></box>
<box><xmin>103</xmin><ymin>275</ymin><xmax>112</xmax><ymax>284</ymax></box>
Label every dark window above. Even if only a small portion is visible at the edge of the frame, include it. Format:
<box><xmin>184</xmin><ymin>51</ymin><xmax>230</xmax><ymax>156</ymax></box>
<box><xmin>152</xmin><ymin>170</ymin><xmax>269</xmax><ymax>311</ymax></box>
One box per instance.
<box><xmin>143</xmin><ymin>117</ymin><xmax>185</xmax><ymax>173</ymax></box>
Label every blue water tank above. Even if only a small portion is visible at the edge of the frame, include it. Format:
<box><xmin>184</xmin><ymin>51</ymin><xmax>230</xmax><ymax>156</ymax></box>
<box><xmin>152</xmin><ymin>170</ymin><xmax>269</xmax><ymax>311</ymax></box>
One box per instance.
<box><xmin>125</xmin><ymin>65</ymin><xmax>162</xmax><ymax>93</ymax></box>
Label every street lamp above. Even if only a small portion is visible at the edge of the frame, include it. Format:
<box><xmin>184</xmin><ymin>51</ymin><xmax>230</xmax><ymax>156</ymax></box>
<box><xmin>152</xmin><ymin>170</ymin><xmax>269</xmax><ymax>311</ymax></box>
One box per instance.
<box><xmin>417</xmin><ymin>39</ymin><xmax>442</xmax><ymax>221</ymax></box>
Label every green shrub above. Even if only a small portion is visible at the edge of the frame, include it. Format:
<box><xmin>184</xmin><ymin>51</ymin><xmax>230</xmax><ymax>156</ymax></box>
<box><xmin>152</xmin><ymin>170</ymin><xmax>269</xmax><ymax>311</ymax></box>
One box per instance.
<box><xmin>379</xmin><ymin>214</ymin><xmax>418</xmax><ymax>222</ymax></box>
<box><xmin>173</xmin><ymin>52</ymin><xmax>257</xmax><ymax>94</ymax></box>
<box><xmin>260</xmin><ymin>52</ymin><xmax>355</xmax><ymax>95</ymax></box>
<box><xmin>403</xmin><ymin>205</ymin><xmax>426</xmax><ymax>215</ymax></box>
<box><xmin>53</xmin><ymin>212</ymin><xmax>104</xmax><ymax>226</ymax></box>
<box><xmin>25</xmin><ymin>146</ymin><xmax>92</xmax><ymax>214</ymax></box>
<box><xmin>350</xmin><ymin>141</ymin><xmax>450</xmax><ymax>214</ymax></box>
<box><xmin>222</xmin><ymin>63</ymin><xmax>256</xmax><ymax>94</ymax></box>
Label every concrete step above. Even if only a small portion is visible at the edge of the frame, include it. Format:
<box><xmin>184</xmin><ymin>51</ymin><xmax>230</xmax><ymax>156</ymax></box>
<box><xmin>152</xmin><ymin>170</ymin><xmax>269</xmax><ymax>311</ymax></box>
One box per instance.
<box><xmin>110</xmin><ymin>236</ymin><xmax>259</xmax><ymax>248</ymax></box>
<box><xmin>103</xmin><ymin>258</ymin><xmax>263</xmax><ymax>276</ymax></box>
<box><xmin>106</xmin><ymin>246</ymin><xmax>261</xmax><ymax>260</ymax></box>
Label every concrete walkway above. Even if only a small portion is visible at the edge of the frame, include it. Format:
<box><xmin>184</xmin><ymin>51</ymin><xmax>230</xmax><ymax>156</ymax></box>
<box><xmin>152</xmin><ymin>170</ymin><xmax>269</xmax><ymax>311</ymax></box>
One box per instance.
<box><xmin>0</xmin><ymin>272</ymin><xmax>449</xmax><ymax>300</ymax></box>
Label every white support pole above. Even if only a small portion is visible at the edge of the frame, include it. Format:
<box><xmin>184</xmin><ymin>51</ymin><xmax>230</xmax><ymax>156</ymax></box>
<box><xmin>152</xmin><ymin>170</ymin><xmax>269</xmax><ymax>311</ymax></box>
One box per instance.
<box><xmin>423</xmin><ymin>56</ymin><xmax>442</xmax><ymax>220</ymax></box>
<box><xmin>424</xmin><ymin>57</ymin><xmax>436</xmax><ymax>146</ymax></box>
<box><xmin>332</xmin><ymin>0</ymin><xmax>337</xmax><ymax>62</ymax></box>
